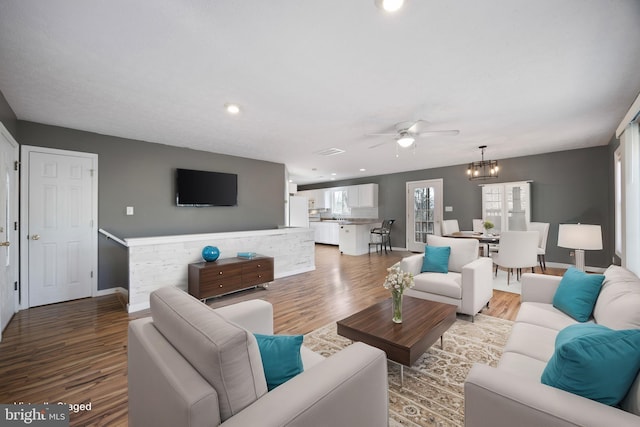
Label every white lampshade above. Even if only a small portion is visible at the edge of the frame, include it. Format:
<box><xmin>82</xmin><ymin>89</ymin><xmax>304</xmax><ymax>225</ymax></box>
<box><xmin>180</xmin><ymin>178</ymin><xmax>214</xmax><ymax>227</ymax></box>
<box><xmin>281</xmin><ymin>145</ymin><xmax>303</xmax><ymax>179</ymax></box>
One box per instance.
<box><xmin>557</xmin><ymin>224</ymin><xmax>603</xmax><ymax>250</ymax></box>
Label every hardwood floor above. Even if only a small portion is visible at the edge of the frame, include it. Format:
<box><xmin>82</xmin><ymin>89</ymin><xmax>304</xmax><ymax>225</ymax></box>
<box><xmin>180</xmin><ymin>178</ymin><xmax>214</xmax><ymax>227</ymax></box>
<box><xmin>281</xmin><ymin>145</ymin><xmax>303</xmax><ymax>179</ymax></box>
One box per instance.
<box><xmin>0</xmin><ymin>245</ymin><xmax>555</xmax><ymax>426</ymax></box>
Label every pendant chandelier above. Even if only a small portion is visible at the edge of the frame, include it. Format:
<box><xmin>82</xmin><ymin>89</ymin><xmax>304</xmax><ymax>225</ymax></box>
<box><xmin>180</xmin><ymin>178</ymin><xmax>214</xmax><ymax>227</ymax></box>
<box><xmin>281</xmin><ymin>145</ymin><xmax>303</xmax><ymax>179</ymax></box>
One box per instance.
<box><xmin>467</xmin><ymin>145</ymin><xmax>499</xmax><ymax>180</ymax></box>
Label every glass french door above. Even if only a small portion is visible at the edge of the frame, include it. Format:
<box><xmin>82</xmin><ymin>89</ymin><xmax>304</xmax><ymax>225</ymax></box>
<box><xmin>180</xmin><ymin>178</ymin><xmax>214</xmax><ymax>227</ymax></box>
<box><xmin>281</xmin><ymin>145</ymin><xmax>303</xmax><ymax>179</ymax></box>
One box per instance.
<box><xmin>481</xmin><ymin>181</ymin><xmax>531</xmax><ymax>232</ymax></box>
<box><xmin>406</xmin><ymin>179</ymin><xmax>443</xmax><ymax>252</ymax></box>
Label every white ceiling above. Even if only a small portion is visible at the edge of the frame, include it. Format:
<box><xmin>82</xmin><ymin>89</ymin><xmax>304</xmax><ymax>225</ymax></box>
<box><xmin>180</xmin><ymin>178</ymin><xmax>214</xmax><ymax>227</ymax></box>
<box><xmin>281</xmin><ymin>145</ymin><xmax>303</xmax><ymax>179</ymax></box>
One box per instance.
<box><xmin>1</xmin><ymin>0</ymin><xmax>640</xmax><ymax>185</ymax></box>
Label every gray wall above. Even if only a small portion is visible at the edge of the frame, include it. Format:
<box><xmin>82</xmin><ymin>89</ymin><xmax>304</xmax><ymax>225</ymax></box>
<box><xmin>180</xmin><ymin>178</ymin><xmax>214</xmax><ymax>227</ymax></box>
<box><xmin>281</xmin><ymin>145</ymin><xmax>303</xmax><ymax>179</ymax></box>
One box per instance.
<box><xmin>302</xmin><ymin>145</ymin><xmax>612</xmax><ymax>268</ymax></box>
<box><xmin>0</xmin><ymin>89</ymin><xmax>17</xmax><ymax>139</ymax></box>
<box><xmin>17</xmin><ymin>121</ymin><xmax>286</xmax><ymax>290</ymax></box>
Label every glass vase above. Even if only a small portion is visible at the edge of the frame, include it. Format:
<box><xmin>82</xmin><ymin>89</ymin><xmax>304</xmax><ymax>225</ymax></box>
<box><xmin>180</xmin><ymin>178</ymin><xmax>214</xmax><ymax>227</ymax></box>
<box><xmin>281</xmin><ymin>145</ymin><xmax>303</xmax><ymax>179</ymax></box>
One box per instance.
<box><xmin>392</xmin><ymin>290</ymin><xmax>403</xmax><ymax>323</ymax></box>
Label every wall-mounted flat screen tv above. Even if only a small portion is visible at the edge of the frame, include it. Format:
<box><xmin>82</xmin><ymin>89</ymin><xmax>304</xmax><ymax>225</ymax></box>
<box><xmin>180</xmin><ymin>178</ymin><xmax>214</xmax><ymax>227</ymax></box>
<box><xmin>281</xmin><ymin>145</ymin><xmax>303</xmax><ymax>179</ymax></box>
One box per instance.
<box><xmin>176</xmin><ymin>168</ymin><xmax>238</xmax><ymax>206</ymax></box>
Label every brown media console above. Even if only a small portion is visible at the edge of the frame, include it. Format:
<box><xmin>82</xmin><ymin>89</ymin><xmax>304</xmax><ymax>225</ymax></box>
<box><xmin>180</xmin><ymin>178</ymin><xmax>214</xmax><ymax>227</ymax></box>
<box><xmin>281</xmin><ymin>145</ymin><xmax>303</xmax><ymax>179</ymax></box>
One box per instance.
<box><xmin>188</xmin><ymin>255</ymin><xmax>274</xmax><ymax>300</ymax></box>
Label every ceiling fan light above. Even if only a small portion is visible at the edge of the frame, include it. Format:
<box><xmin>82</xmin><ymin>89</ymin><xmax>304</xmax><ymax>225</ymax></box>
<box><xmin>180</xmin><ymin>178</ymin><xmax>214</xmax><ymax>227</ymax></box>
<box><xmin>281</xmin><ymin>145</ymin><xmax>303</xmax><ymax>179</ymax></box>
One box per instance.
<box><xmin>224</xmin><ymin>103</ymin><xmax>241</xmax><ymax>114</ymax></box>
<box><xmin>376</xmin><ymin>0</ymin><xmax>405</xmax><ymax>12</ymax></box>
<box><xmin>397</xmin><ymin>135</ymin><xmax>415</xmax><ymax>148</ymax></box>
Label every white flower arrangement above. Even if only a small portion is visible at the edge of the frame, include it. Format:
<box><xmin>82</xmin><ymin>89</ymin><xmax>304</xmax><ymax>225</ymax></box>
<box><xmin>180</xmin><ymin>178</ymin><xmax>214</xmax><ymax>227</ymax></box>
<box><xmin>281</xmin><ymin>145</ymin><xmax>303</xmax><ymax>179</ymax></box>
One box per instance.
<box><xmin>383</xmin><ymin>265</ymin><xmax>415</xmax><ymax>294</ymax></box>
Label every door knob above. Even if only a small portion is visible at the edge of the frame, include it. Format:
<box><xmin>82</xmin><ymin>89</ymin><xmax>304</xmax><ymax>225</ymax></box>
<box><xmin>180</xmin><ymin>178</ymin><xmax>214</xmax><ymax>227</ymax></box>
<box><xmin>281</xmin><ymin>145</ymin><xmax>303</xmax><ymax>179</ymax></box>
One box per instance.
<box><xmin>31</xmin><ymin>234</ymin><xmax>40</xmax><ymax>240</ymax></box>
<box><xmin>0</xmin><ymin>241</ymin><xmax>9</xmax><ymax>247</ymax></box>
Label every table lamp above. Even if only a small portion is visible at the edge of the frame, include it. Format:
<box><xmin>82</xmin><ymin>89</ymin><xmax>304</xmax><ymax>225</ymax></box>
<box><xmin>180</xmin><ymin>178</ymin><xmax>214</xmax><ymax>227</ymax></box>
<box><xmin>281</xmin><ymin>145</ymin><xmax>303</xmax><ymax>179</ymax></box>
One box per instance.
<box><xmin>557</xmin><ymin>224</ymin><xmax>602</xmax><ymax>271</ymax></box>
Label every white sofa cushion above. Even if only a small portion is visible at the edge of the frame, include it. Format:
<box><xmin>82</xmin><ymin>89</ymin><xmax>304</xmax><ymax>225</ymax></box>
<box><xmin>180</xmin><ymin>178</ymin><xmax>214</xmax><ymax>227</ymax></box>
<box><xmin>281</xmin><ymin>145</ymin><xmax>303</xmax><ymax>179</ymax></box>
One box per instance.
<box><xmin>498</xmin><ymin>351</ymin><xmax>548</xmax><ymax>381</ymax></box>
<box><xmin>594</xmin><ymin>265</ymin><xmax>640</xmax><ymax>330</ymax></box>
<box><xmin>413</xmin><ymin>271</ymin><xmax>462</xmax><ymax>299</ymax></box>
<box><xmin>150</xmin><ymin>287</ymin><xmax>268</xmax><ymax>422</ymax></box>
<box><xmin>516</xmin><ymin>302</ymin><xmax>579</xmax><ymax>331</ymax></box>
<box><xmin>503</xmin><ymin>322</ymin><xmax>558</xmax><ymax>362</ymax></box>
<box><xmin>427</xmin><ymin>235</ymin><xmax>478</xmax><ymax>273</ymax></box>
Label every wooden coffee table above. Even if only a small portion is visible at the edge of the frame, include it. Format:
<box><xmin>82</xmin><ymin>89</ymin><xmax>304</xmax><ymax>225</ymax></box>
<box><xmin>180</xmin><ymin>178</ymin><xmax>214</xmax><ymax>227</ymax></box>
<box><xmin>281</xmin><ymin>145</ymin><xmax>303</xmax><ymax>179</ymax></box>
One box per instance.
<box><xmin>337</xmin><ymin>296</ymin><xmax>457</xmax><ymax>384</ymax></box>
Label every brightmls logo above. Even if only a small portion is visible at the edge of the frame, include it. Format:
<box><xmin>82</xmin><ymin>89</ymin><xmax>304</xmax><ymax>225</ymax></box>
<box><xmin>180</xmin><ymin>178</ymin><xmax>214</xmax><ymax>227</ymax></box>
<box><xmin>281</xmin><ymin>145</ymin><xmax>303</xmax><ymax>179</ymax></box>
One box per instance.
<box><xmin>0</xmin><ymin>405</ymin><xmax>68</xmax><ymax>426</ymax></box>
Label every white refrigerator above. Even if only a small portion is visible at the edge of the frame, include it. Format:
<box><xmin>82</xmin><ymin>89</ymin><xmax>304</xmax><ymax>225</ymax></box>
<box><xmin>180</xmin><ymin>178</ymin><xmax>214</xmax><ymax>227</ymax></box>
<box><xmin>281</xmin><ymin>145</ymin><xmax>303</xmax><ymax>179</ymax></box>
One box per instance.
<box><xmin>288</xmin><ymin>196</ymin><xmax>309</xmax><ymax>227</ymax></box>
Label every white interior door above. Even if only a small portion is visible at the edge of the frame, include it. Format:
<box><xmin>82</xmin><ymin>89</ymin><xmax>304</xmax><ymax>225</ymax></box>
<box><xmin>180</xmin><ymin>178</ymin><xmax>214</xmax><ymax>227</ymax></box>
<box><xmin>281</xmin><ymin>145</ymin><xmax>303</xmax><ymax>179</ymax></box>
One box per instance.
<box><xmin>406</xmin><ymin>179</ymin><xmax>443</xmax><ymax>252</ymax></box>
<box><xmin>0</xmin><ymin>123</ymin><xmax>18</xmax><ymax>340</ymax></box>
<box><xmin>22</xmin><ymin>147</ymin><xmax>97</xmax><ymax>307</ymax></box>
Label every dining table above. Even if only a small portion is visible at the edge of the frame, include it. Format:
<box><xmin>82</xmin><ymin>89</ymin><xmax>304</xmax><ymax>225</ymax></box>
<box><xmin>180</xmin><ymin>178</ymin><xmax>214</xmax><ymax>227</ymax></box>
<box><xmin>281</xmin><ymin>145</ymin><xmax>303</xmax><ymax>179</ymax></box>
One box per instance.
<box><xmin>443</xmin><ymin>231</ymin><xmax>500</xmax><ymax>257</ymax></box>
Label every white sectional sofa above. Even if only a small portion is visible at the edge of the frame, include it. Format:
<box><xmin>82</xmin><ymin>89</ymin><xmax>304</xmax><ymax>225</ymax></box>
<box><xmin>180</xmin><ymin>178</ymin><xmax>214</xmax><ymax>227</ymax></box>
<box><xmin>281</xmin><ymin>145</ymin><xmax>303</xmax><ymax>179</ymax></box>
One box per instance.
<box><xmin>399</xmin><ymin>235</ymin><xmax>493</xmax><ymax>319</ymax></box>
<box><xmin>465</xmin><ymin>265</ymin><xmax>640</xmax><ymax>427</ymax></box>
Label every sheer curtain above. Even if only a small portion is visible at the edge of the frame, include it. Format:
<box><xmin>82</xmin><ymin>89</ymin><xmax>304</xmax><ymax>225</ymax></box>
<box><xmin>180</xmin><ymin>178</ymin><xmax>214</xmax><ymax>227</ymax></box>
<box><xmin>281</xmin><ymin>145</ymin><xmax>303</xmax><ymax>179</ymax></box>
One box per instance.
<box><xmin>616</xmin><ymin>89</ymin><xmax>640</xmax><ymax>274</ymax></box>
<box><xmin>619</xmin><ymin>121</ymin><xmax>640</xmax><ymax>275</ymax></box>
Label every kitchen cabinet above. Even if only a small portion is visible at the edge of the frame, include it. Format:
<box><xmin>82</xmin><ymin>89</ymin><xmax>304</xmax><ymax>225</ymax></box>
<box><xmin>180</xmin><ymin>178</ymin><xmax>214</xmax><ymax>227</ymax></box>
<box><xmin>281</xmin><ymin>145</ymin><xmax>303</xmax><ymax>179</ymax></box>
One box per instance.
<box><xmin>314</xmin><ymin>189</ymin><xmax>330</xmax><ymax>209</ymax></box>
<box><xmin>310</xmin><ymin>221</ymin><xmax>339</xmax><ymax>245</ymax></box>
<box><xmin>358</xmin><ymin>183</ymin><xmax>378</xmax><ymax>207</ymax></box>
<box><xmin>298</xmin><ymin>189</ymin><xmax>330</xmax><ymax>210</ymax></box>
<box><xmin>301</xmin><ymin>183</ymin><xmax>378</xmax><ymax>211</ymax></box>
<box><xmin>346</xmin><ymin>184</ymin><xmax>378</xmax><ymax>208</ymax></box>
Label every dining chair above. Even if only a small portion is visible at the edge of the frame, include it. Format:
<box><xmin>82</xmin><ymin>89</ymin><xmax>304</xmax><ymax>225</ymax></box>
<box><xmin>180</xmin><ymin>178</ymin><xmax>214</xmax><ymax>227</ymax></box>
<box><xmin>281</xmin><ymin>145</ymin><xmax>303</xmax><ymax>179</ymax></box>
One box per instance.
<box><xmin>491</xmin><ymin>231</ymin><xmax>538</xmax><ymax>284</ymax></box>
<box><xmin>441</xmin><ymin>219</ymin><xmax>460</xmax><ymax>236</ymax></box>
<box><xmin>473</xmin><ymin>219</ymin><xmax>498</xmax><ymax>256</ymax></box>
<box><xmin>527</xmin><ymin>222</ymin><xmax>550</xmax><ymax>271</ymax></box>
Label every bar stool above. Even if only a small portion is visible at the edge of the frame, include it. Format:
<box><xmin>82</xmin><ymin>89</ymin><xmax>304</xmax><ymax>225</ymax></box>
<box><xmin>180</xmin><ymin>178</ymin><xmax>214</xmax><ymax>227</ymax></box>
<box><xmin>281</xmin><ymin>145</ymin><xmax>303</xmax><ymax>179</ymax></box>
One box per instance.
<box><xmin>369</xmin><ymin>220</ymin><xmax>395</xmax><ymax>254</ymax></box>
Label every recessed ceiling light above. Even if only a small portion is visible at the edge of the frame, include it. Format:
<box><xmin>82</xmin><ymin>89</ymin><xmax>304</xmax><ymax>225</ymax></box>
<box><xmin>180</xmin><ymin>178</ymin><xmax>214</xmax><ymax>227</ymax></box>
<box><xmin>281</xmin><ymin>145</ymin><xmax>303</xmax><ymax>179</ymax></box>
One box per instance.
<box><xmin>224</xmin><ymin>103</ymin><xmax>241</xmax><ymax>114</ymax></box>
<box><xmin>375</xmin><ymin>0</ymin><xmax>405</xmax><ymax>12</ymax></box>
<box><xmin>359</xmin><ymin>168</ymin><xmax>366</xmax><ymax>172</ymax></box>
<box><xmin>331</xmin><ymin>173</ymin><xmax>337</xmax><ymax>176</ymax></box>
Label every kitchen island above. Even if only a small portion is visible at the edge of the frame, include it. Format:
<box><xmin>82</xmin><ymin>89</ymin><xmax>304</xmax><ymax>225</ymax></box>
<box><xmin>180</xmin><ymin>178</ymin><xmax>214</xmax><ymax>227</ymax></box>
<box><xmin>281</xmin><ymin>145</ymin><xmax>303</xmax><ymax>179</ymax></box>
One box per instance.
<box><xmin>338</xmin><ymin>220</ymin><xmax>382</xmax><ymax>256</ymax></box>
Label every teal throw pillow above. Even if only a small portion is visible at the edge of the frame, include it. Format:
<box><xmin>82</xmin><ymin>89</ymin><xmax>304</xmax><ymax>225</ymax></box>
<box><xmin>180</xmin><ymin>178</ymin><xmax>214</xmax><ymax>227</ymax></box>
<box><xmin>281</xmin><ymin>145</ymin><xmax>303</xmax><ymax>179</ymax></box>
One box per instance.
<box><xmin>421</xmin><ymin>245</ymin><xmax>451</xmax><ymax>273</ymax></box>
<box><xmin>254</xmin><ymin>334</ymin><xmax>304</xmax><ymax>391</ymax></box>
<box><xmin>552</xmin><ymin>267</ymin><xmax>604</xmax><ymax>322</ymax></box>
<box><xmin>541</xmin><ymin>324</ymin><xmax>640</xmax><ymax>405</ymax></box>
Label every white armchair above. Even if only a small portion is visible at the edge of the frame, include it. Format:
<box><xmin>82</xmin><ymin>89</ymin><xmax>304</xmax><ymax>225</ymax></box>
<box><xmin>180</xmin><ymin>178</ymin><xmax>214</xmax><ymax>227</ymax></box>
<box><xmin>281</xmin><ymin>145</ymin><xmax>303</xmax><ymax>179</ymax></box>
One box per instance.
<box><xmin>128</xmin><ymin>287</ymin><xmax>389</xmax><ymax>427</ymax></box>
<box><xmin>399</xmin><ymin>235</ymin><xmax>493</xmax><ymax>320</ymax></box>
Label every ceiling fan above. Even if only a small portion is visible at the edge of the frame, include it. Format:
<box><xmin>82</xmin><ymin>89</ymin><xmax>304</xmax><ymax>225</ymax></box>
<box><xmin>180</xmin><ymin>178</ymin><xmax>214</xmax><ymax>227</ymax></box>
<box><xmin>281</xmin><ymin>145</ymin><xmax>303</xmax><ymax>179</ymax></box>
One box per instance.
<box><xmin>366</xmin><ymin>120</ymin><xmax>459</xmax><ymax>149</ymax></box>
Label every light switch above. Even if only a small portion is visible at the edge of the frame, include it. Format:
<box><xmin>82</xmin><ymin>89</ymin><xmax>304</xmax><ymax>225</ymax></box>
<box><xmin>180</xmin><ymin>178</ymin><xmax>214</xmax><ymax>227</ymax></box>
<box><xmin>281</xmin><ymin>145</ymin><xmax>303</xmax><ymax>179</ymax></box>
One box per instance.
<box><xmin>445</xmin><ymin>206</ymin><xmax>453</xmax><ymax>212</ymax></box>
<box><xmin>126</xmin><ymin>206</ymin><xmax>134</xmax><ymax>216</ymax></box>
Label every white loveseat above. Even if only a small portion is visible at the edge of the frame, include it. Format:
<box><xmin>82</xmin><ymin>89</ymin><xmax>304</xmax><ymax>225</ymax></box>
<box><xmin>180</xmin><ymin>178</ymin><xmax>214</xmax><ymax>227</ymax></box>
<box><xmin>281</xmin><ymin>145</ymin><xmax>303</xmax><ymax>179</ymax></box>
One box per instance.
<box><xmin>128</xmin><ymin>287</ymin><xmax>389</xmax><ymax>426</ymax></box>
<box><xmin>399</xmin><ymin>235</ymin><xmax>493</xmax><ymax>319</ymax></box>
<box><xmin>465</xmin><ymin>265</ymin><xmax>640</xmax><ymax>427</ymax></box>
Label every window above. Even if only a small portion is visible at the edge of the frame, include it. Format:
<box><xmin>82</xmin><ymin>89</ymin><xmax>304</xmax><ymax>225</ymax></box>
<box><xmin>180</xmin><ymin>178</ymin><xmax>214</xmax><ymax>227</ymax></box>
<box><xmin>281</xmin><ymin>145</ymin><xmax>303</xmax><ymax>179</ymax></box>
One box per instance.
<box><xmin>481</xmin><ymin>181</ymin><xmax>531</xmax><ymax>232</ymax></box>
<box><xmin>331</xmin><ymin>189</ymin><xmax>350</xmax><ymax>215</ymax></box>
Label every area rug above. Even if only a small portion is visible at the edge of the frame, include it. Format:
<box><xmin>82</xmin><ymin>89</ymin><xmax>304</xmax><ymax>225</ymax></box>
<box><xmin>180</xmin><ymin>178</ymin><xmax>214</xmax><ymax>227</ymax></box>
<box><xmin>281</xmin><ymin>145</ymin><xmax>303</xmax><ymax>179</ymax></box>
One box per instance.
<box><xmin>303</xmin><ymin>314</ymin><xmax>513</xmax><ymax>427</ymax></box>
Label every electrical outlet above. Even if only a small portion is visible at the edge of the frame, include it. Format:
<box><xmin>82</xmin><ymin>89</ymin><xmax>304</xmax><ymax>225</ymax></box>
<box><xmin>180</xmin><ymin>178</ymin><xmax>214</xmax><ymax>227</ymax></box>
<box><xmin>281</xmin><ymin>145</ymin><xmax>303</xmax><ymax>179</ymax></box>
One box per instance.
<box><xmin>126</xmin><ymin>206</ymin><xmax>134</xmax><ymax>216</ymax></box>
<box><xmin>445</xmin><ymin>206</ymin><xmax>453</xmax><ymax>212</ymax></box>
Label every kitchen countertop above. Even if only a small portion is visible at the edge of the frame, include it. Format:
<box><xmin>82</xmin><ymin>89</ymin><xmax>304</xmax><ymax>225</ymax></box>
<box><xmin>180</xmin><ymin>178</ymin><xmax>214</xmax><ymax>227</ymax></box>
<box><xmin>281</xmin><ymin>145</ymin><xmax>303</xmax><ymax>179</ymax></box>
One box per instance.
<box><xmin>319</xmin><ymin>219</ymin><xmax>381</xmax><ymax>225</ymax></box>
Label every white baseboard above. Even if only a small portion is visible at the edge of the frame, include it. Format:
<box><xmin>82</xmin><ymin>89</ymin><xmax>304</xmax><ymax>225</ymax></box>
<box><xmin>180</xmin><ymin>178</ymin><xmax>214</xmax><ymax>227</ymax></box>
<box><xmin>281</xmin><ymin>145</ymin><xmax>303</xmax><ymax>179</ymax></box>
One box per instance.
<box><xmin>128</xmin><ymin>301</ymin><xmax>150</xmax><ymax>313</ymax></box>
<box><xmin>544</xmin><ymin>262</ymin><xmax>606</xmax><ymax>273</ymax></box>
<box><xmin>95</xmin><ymin>286</ymin><xmax>128</xmax><ymax>297</ymax></box>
